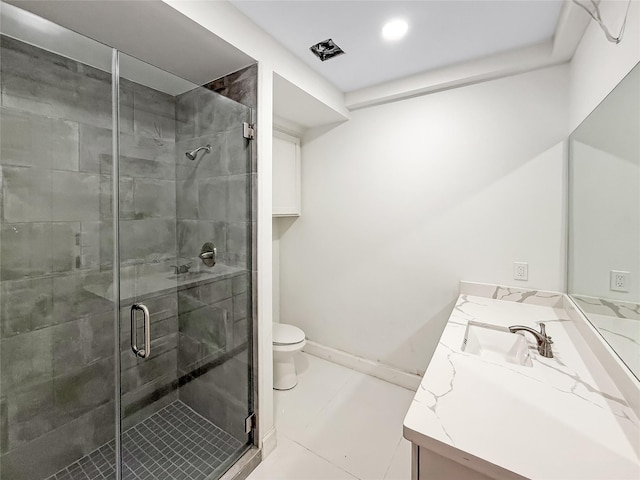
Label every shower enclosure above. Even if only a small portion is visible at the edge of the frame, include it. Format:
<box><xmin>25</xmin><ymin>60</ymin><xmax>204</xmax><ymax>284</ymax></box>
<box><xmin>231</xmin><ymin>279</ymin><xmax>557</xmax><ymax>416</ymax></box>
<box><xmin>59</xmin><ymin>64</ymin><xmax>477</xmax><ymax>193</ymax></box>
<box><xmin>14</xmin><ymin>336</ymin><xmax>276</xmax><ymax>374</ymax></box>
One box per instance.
<box><xmin>0</xmin><ymin>4</ymin><xmax>256</xmax><ymax>480</ymax></box>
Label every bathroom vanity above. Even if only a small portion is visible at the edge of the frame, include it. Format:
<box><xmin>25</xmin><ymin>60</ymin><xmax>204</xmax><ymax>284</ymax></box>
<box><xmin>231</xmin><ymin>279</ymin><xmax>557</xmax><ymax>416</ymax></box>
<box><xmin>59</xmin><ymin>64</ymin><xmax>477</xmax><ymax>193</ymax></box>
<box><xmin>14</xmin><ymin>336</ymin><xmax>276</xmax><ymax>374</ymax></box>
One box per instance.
<box><xmin>403</xmin><ymin>282</ymin><xmax>640</xmax><ymax>480</ymax></box>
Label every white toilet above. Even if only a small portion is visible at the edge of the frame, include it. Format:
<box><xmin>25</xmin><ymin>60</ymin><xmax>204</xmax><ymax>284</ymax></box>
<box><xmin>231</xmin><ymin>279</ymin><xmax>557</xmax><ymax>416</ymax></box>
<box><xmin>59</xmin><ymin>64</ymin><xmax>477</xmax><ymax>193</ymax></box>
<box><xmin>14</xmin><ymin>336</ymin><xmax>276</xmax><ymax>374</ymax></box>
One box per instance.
<box><xmin>272</xmin><ymin>323</ymin><xmax>306</xmax><ymax>390</ymax></box>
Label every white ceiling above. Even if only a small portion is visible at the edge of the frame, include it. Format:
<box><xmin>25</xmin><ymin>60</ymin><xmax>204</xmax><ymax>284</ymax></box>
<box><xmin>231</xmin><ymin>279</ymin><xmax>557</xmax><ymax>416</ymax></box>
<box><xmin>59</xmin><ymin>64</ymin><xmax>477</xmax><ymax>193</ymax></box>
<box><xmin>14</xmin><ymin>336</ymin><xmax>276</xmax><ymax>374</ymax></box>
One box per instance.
<box><xmin>231</xmin><ymin>0</ymin><xmax>565</xmax><ymax>93</ymax></box>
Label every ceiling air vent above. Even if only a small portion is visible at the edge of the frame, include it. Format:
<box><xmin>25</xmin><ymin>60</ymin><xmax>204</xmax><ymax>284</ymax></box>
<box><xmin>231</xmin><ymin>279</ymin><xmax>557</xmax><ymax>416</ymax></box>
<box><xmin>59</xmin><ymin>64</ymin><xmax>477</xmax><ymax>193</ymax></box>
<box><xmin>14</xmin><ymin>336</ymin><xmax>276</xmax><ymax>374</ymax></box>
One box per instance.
<box><xmin>309</xmin><ymin>39</ymin><xmax>345</xmax><ymax>62</ymax></box>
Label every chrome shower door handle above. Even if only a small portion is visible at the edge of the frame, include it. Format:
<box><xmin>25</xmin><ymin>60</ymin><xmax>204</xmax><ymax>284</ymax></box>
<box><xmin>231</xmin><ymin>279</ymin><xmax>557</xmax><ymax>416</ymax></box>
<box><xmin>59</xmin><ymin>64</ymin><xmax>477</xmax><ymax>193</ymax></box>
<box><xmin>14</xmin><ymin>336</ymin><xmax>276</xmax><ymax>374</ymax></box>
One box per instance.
<box><xmin>131</xmin><ymin>303</ymin><xmax>151</xmax><ymax>358</ymax></box>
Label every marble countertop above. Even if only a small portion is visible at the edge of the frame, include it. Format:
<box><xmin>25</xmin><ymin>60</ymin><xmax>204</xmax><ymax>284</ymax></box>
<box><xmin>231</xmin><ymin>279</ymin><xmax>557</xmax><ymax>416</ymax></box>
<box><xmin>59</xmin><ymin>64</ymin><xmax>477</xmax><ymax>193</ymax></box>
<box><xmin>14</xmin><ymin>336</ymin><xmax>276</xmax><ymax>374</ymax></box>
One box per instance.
<box><xmin>571</xmin><ymin>295</ymin><xmax>640</xmax><ymax>381</ymax></box>
<box><xmin>403</xmin><ymin>282</ymin><xmax>640</xmax><ymax>480</ymax></box>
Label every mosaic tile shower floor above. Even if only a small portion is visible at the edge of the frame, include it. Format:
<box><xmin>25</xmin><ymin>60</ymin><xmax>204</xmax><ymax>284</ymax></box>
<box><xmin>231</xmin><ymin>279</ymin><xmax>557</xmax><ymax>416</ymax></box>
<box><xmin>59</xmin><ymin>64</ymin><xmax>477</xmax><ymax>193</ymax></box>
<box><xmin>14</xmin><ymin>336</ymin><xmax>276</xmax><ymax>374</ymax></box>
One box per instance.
<box><xmin>47</xmin><ymin>401</ymin><xmax>244</xmax><ymax>480</ymax></box>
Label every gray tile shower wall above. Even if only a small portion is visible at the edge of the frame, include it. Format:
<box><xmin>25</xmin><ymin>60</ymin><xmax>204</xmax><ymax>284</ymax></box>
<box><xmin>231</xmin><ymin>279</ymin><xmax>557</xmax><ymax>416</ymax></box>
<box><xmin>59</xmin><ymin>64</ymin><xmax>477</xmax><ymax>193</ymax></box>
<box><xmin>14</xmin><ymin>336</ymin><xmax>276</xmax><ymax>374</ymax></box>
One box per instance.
<box><xmin>206</xmin><ymin>65</ymin><xmax>258</xmax><ymax>274</ymax></box>
<box><xmin>178</xmin><ymin>272</ymin><xmax>251</xmax><ymax>442</ymax></box>
<box><xmin>176</xmin><ymin>273</ymin><xmax>250</xmax><ymax>372</ymax></box>
<box><xmin>174</xmin><ymin>72</ymin><xmax>254</xmax><ymax>431</ymax></box>
<box><xmin>178</xmin><ymin>272</ymin><xmax>252</xmax><ymax>442</ymax></box>
<box><xmin>175</xmin><ymin>86</ymin><xmax>252</xmax><ymax>270</ymax></box>
<box><xmin>211</xmin><ymin>66</ymin><xmax>258</xmax><ymax>415</ymax></box>
<box><xmin>0</xmin><ymin>36</ymin><xmax>179</xmax><ymax>479</ymax></box>
<box><xmin>1</xmin><ymin>35</ymin><xmax>257</xmax><ymax>479</ymax></box>
<box><xmin>206</xmin><ymin>65</ymin><xmax>258</xmax><ymax>110</ymax></box>
<box><xmin>0</xmin><ymin>36</ymin><xmax>122</xmax><ymax>131</ymax></box>
<box><xmin>179</xmin><ymin>350</ymin><xmax>250</xmax><ymax>443</ymax></box>
<box><xmin>176</xmin><ymin>271</ymin><xmax>251</xmax><ymax>443</ymax></box>
<box><xmin>119</xmin><ymin>291</ymin><xmax>180</xmax><ymax>430</ymax></box>
<box><xmin>206</xmin><ymin>65</ymin><xmax>258</xmax><ymax>348</ymax></box>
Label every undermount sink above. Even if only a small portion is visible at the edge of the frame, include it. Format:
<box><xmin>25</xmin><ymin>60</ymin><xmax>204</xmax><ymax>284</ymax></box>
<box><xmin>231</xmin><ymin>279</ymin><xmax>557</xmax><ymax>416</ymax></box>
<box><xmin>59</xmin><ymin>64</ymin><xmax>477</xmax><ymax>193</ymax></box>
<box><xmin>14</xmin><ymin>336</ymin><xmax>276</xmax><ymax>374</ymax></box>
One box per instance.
<box><xmin>462</xmin><ymin>321</ymin><xmax>533</xmax><ymax>367</ymax></box>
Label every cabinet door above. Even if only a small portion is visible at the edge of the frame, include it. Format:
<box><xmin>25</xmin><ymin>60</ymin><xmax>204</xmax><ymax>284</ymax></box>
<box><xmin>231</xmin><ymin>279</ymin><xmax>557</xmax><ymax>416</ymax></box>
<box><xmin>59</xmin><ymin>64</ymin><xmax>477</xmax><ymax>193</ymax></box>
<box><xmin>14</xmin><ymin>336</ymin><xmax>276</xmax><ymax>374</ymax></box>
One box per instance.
<box><xmin>417</xmin><ymin>446</ymin><xmax>502</xmax><ymax>480</ymax></box>
<box><xmin>273</xmin><ymin>131</ymin><xmax>301</xmax><ymax>216</ymax></box>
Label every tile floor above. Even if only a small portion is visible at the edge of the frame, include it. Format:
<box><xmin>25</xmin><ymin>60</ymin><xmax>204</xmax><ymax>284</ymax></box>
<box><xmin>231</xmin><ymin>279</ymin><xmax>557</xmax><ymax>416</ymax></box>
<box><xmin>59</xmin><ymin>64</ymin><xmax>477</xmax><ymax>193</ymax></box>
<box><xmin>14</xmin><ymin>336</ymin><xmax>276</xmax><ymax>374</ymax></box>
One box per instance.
<box><xmin>247</xmin><ymin>353</ymin><xmax>415</xmax><ymax>480</ymax></box>
<box><xmin>48</xmin><ymin>401</ymin><xmax>244</xmax><ymax>480</ymax></box>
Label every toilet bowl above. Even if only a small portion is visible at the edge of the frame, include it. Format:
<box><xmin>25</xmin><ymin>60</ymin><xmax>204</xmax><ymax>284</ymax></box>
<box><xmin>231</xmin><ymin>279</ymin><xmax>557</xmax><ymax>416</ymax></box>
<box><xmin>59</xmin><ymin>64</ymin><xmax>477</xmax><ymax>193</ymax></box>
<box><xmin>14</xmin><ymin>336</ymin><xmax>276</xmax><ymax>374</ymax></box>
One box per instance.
<box><xmin>273</xmin><ymin>323</ymin><xmax>306</xmax><ymax>390</ymax></box>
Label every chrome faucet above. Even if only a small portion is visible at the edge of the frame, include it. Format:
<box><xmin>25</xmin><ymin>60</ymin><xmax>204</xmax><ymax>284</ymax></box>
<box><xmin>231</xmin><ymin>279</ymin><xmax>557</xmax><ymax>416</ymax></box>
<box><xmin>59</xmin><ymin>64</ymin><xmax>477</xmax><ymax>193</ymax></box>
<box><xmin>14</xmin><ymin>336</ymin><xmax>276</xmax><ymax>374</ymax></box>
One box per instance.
<box><xmin>171</xmin><ymin>262</ymin><xmax>192</xmax><ymax>275</ymax></box>
<box><xmin>508</xmin><ymin>323</ymin><xmax>554</xmax><ymax>358</ymax></box>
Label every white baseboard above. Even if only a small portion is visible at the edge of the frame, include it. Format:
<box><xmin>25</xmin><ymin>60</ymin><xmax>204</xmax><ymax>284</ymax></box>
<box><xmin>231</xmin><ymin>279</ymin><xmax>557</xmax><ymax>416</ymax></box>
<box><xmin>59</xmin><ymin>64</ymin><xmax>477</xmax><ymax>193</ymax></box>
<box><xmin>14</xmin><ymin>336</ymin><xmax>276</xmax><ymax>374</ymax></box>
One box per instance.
<box><xmin>260</xmin><ymin>427</ymin><xmax>278</xmax><ymax>460</ymax></box>
<box><xmin>302</xmin><ymin>340</ymin><xmax>422</xmax><ymax>391</ymax></box>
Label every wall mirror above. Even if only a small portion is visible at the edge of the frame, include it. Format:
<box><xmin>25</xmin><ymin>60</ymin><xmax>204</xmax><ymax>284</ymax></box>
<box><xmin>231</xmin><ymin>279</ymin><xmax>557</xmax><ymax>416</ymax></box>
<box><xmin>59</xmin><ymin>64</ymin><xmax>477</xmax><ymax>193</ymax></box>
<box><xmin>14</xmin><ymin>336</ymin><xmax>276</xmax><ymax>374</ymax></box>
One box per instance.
<box><xmin>568</xmin><ymin>61</ymin><xmax>640</xmax><ymax>380</ymax></box>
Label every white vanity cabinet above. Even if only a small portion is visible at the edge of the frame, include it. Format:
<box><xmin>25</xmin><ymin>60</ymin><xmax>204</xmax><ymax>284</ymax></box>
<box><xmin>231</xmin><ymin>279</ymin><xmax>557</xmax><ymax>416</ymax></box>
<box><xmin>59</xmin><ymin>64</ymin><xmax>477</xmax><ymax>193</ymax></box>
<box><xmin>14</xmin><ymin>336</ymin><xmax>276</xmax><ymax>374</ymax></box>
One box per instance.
<box><xmin>412</xmin><ymin>446</ymin><xmax>501</xmax><ymax>480</ymax></box>
<box><xmin>272</xmin><ymin>130</ymin><xmax>301</xmax><ymax>217</ymax></box>
<box><xmin>404</xmin><ymin>282</ymin><xmax>640</xmax><ymax>480</ymax></box>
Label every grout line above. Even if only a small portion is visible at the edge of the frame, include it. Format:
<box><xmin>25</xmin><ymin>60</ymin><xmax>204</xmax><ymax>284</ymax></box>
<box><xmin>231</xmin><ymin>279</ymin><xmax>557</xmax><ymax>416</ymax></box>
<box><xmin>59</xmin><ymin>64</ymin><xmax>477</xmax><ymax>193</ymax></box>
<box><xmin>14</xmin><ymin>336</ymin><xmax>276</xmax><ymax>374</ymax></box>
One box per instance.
<box><xmin>293</xmin><ymin>353</ymin><xmax>363</xmax><ymax>432</ymax></box>
<box><xmin>381</xmin><ymin>435</ymin><xmax>405</xmax><ymax>480</ymax></box>
<box><xmin>273</xmin><ymin>353</ymin><xmax>411</xmax><ymax>480</ymax></box>
<box><xmin>288</xmin><ymin>437</ymin><xmax>361</xmax><ymax>480</ymax></box>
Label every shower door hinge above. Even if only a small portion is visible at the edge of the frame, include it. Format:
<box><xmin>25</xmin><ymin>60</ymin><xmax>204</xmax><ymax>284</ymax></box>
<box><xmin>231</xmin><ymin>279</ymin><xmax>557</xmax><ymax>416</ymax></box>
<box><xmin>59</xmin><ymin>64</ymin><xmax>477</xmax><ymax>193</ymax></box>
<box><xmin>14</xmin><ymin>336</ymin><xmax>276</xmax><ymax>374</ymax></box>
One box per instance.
<box><xmin>244</xmin><ymin>413</ymin><xmax>256</xmax><ymax>433</ymax></box>
<box><xmin>243</xmin><ymin>122</ymin><xmax>255</xmax><ymax>140</ymax></box>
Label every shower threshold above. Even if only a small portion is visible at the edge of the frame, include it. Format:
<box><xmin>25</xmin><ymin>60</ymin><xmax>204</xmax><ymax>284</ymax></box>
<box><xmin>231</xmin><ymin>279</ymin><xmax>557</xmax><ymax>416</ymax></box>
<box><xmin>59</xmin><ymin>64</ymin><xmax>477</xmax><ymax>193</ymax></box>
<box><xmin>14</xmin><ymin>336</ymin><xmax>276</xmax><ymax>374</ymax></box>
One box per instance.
<box><xmin>47</xmin><ymin>401</ymin><xmax>245</xmax><ymax>480</ymax></box>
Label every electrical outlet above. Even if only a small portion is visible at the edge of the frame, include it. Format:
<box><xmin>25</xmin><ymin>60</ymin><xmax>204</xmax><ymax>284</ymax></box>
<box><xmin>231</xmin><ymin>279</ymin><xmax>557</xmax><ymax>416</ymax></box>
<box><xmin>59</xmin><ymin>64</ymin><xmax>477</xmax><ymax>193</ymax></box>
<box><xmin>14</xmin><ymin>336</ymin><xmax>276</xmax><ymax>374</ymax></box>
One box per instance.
<box><xmin>514</xmin><ymin>262</ymin><xmax>528</xmax><ymax>281</ymax></box>
<box><xmin>610</xmin><ymin>270</ymin><xmax>630</xmax><ymax>292</ymax></box>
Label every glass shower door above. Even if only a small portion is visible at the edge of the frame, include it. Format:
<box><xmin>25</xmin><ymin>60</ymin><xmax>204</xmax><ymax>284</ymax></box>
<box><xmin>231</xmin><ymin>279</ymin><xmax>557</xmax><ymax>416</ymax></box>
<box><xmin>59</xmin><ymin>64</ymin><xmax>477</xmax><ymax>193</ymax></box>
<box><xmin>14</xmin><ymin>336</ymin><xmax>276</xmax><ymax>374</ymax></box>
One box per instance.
<box><xmin>0</xmin><ymin>4</ymin><xmax>255</xmax><ymax>479</ymax></box>
<box><xmin>116</xmin><ymin>53</ymin><xmax>254</xmax><ymax>479</ymax></box>
<box><xmin>0</xmin><ymin>6</ymin><xmax>117</xmax><ymax>479</ymax></box>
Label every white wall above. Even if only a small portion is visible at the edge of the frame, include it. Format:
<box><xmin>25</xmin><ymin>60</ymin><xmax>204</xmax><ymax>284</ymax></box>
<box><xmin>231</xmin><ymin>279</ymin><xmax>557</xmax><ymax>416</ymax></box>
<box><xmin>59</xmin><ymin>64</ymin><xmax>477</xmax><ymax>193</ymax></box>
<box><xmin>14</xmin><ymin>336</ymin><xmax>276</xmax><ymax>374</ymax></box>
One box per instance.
<box><xmin>569</xmin><ymin>57</ymin><xmax>640</xmax><ymax>301</ymax></box>
<box><xmin>567</xmin><ymin>0</ymin><xmax>640</xmax><ymax>303</ymax></box>
<box><xmin>569</xmin><ymin>0</ymin><xmax>640</xmax><ymax>129</ymax></box>
<box><xmin>279</xmin><ymin>65</ymin><xmax>569</xmax><ymax>375</ymax></box>
<box><xmin>570</xmin><ymin>142</ymin><xmax>640</xmax><ymax>300</ymax></box>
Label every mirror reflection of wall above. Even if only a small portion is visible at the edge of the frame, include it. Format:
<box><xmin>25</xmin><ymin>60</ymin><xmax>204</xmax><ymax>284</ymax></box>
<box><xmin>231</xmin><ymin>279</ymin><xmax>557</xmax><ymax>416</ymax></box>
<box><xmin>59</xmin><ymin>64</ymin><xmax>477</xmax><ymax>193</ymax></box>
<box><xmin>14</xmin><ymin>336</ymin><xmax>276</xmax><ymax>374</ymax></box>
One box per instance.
<box><xmin>568</xmin><ymin>61</ymin><xmax>640</xmax><ymax>380</ymax></box>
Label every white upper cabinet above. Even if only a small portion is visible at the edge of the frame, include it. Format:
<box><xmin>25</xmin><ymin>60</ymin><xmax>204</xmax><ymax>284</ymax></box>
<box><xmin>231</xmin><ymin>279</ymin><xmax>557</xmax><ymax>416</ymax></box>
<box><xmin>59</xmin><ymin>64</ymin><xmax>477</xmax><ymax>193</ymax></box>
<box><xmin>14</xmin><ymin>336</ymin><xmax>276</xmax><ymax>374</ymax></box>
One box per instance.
<box><xmin>272</xmin><ymin>130</ymin><xmax>301</xmax><ymax>216</ymax></box>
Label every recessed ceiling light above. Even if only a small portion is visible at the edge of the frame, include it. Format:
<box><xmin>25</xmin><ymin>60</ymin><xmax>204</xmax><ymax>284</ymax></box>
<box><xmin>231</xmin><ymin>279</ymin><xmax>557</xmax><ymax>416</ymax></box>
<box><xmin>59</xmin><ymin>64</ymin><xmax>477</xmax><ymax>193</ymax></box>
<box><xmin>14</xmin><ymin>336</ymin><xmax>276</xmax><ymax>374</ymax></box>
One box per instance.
<box><xmin>382</xmin><ymin>19</ymin><xmax>408</xmax><ymax>41</ymax></box>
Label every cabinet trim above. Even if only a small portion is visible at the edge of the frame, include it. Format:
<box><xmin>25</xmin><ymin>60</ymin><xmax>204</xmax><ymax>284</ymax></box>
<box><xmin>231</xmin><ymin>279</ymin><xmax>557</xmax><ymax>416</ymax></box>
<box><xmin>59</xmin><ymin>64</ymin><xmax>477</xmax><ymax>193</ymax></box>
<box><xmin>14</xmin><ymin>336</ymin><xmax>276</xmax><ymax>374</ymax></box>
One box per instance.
<box><xmin>273</xmin><ymin>129</ymin><xmax>301</xmax><ymax>217</ymax></box>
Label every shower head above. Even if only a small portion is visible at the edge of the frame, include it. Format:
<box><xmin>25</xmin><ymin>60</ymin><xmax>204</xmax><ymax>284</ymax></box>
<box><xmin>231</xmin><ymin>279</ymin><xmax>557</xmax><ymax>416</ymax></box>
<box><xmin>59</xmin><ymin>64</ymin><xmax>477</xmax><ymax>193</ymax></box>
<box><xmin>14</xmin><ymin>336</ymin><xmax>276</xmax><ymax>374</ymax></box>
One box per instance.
<box><xmin>185</xmin><ymin>144</ymin><xmax>211</xmax><ymax>161</ymax></box>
